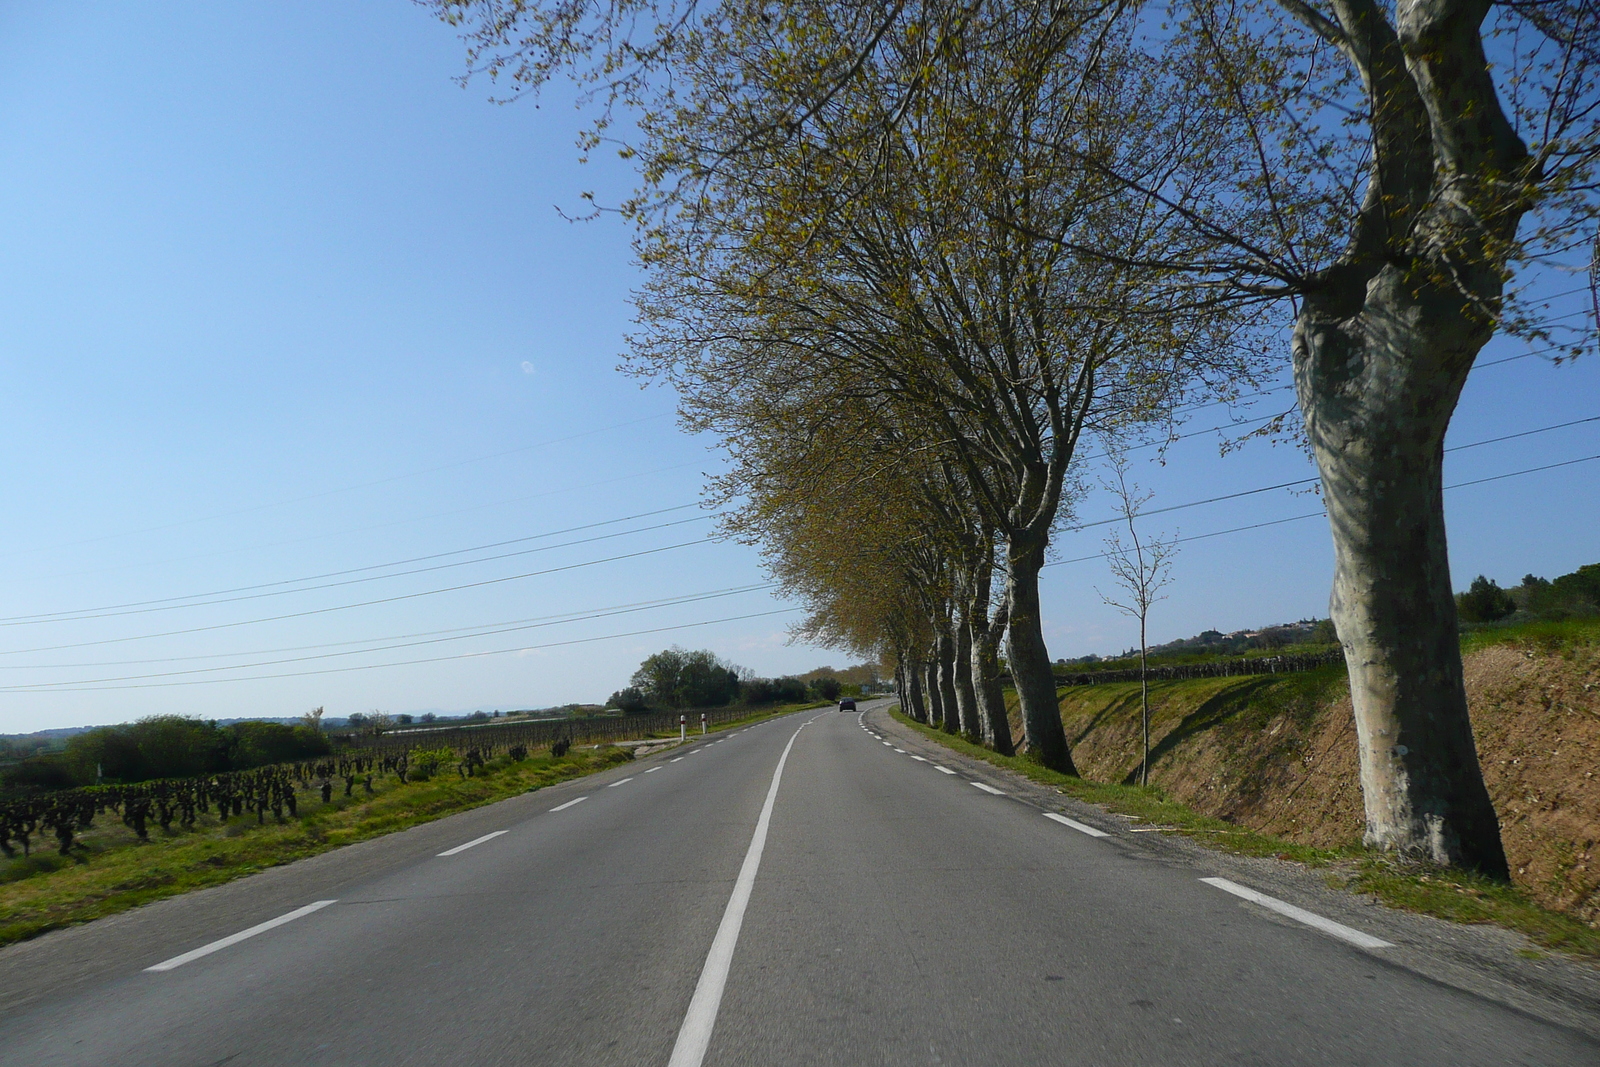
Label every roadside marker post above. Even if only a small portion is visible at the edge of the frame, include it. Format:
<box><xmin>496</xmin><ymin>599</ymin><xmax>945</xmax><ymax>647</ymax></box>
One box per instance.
<box><xmin>680</xmin><ymin>714</ymin><xmax>687</xmax><ymax>742</ymax></box>
<box><xmin>701</xmin><ymin>712</ymin><xmax>707</xmax><ymax>735</ymax></box>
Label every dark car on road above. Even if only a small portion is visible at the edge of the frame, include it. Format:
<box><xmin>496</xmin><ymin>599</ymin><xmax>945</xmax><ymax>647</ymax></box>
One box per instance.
<box><xmin>838</xmin><ymin>698</ymin><xmax>856</xmax><ymax>711</ymax></box>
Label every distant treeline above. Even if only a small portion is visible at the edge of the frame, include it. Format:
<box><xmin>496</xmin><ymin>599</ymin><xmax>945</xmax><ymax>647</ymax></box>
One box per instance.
<box><xmin>608</xmin><ymin>647</ymin><xmax>864</xmax><ymax>711</ymax></box>
<box><xmin>1</xmin><ymin>716</ymin><xmax>329</xmax><ymax>795</ymax></box>
<box><xmin>1457</xmin><ymin>563</ymin><xmax>1599</xmax><ymax>624</ymax></box>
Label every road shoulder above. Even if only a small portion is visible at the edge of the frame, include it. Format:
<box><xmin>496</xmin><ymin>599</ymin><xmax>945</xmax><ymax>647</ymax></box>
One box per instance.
<box><xmin>867</xmin><ymin>704</ymin><xmax>1600</xmax><ymax>1042</ymax></box>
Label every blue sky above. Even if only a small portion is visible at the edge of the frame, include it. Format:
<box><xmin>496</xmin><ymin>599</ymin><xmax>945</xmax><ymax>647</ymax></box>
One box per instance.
<box><xmin>0</xmin><ymin>3</ymin><xmax>1594</xmax><ymax>731</ymax></box>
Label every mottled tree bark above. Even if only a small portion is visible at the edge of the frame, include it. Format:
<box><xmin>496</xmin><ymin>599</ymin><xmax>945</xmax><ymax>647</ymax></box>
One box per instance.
<box><xmin>965</xmin><ymin>552</ymin><xmax>1014</xmax><ymax>754</ymax></box>
<box><xmin>953</xmin><ymin>616</ymin><xmax>981</xmax><ymax>741</ymax></box>
<box><xmin>905</xmin><ymin>657</ymin><xmax>928</xmax><ymax>722</ymax></box>
<box><xmin>1282</xmin><ymin>0</ymin><xmax>1526</xmax><ymax>876</ymax></box>
<box><xmin>1005</xmin><ymin>533</ymin><xmax>1075</xmax><ymax>773</ymax></box>
<box><xmin>923</xmin><ymin>658</ymin><xmax>945</xmax><ymax>729</ymax></box>
<box><xmin>936</xmin><ymin>631</ymin><xmax>961</xmax><ymax>735</ymax></box>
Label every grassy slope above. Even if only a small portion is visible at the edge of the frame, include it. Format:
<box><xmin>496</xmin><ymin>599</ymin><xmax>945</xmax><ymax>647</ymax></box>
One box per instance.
<box><xmin>0</xmin><ymin>703</ymin><xmax>813</xmax><ymax>948</ymax></box>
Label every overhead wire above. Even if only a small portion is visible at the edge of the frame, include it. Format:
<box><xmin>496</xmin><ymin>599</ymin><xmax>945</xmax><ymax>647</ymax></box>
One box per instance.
<box><xmin>0</xmin><ymin>583</ymin><xmax>781</xmax><ymax>670</ymax></box>
<box><xmin>0</xmin><ymin>608</ymin><xmax>804</xmax><ymax>694</ymax></box>
<box><xmin>0</xmin><ymin>505</ymin><xmax>706</xmax><ymax>625</ymax></box>
<box><xmin>0</xmin><ymin>538</ymin><xmax>717</xmax><ymax>656</ymax></box>
<box><xmin>9</xmin><ymin>446</ymin><xmax>1597</xmax><ymax>691</ymax></box>
<box><xmin>0</xmin><ymin>584</ymin><xmax>783</xmax><ymax>689</ymax></box>
<box><xmin>1</xmin><ymin>411</ymin><xmax>674</xmax><ymax>560</ymax></box>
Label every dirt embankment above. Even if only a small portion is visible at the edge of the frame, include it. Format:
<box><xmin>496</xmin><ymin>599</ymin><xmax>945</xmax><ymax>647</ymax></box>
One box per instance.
<box><xmin>1041</xmin><ymin>640</ymin><xmax>1600</xmax><ymax>923</ymax></box>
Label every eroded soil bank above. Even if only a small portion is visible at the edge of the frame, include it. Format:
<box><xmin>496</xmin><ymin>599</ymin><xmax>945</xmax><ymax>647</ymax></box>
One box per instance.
<box><xmin>1038</xmin><ymin>634</ymin><xmax>1599</xmax><ymax>922</ymax></box>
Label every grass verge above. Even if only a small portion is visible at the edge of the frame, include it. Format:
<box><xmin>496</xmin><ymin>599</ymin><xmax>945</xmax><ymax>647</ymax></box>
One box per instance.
<box><xmin>890</xmin><ymin>708</ymin><xmax>1600</xmax><ymax>960</ymax></box>
<box><xmin>0</xmin><ymin>702</ymin><xmax>822</xmax><ymax>949</ymax></box>
<box><xmin>0</xmin><ymin>746</ymin><xmax>635</xmax><ymax>948</ymax></box>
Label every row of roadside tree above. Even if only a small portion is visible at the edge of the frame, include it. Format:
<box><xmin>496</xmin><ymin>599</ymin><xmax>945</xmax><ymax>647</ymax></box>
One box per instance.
<box><xmin>432</xmin><ymin>0</ymin><xmax>1600</xmax><ymax>879</ymax></box>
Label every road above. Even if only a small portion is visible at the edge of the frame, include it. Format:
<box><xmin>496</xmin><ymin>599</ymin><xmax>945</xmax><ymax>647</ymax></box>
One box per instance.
<box><xmin>1</xmin><ymin>701</ymin><xmax>1596</xmax><ymax>1066</ymax></box>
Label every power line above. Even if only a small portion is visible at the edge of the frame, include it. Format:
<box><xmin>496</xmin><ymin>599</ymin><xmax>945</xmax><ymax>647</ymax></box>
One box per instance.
<box><xmin>1069</xmin><ymin>414</ymin><xmax>1599</xmax><ymax>532</ymax></box>
<box><xmin>0</xmin><ymin>585</ymin><xmax>783</xmax><ymax>688</ymax></box>
<box><xmin>1049</xmin><ymin>453</ymin><xmax>1600</xmax><ymax>568</ymax></box>
<box><xmin>0</xmin><ymin>506</ymin><xmax>707</xmax><ymax>625</ymax></box>
<box><xmin>0</xmin><ymin>607</ymin><xmax>803</xmax><ymax>694</ymax></box>
<box><xmin>1</xmin><ymin>411</ymin><xmax>674</xmax><ymax>560</ymax></box>
<box><xmin>12</xmin><ymin>446</ymin><xmax>1597</xmax><ymax>690</ymax></box>
<box><xmin>0</xmin><ymin>538</ymin><xmax>716</xmax><ymax>657</ymax></box>
<box><xmin>28</xmin><ymin>459</ymin><xmax>704</xmax><ymax>587</ymax></box>
<box><xmin>0</xmin><ymin>583</ymin><xmax>781</xmax><ymax>671</ymax></box>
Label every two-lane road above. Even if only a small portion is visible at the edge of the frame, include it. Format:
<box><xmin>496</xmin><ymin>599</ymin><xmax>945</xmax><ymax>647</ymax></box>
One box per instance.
<box><xmin>1</xmin><ymin>704</ymin><xmax>1595</xmax><ymax>1065</ymax></box>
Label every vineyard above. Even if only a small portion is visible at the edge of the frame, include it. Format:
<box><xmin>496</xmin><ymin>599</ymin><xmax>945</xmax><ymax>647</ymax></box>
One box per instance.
<box><xmin>0</xmin><ymin>704</ymin><xmax>788</xmax><ymax>862</ymax></box>
<box><xmin>350</xmin><ymin>704</ymin><xmax>767</xmax><ymax>759</ymax></box>
<box><xmin>1053</xmin><ymin>650</ymin><xmax>1346</xmax><ymax>688</ymax></box>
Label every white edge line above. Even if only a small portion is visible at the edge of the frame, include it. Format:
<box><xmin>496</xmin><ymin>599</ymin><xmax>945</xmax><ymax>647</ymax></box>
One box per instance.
<box><xmin>437</xmin><ymin>829</ymin><xmax>509</xmax><ymax>856</ymax></box>
<box><xmin>971</xmin><ymin>782</ymin><xmax>1005</xmax><ymax>795</ymax></box>
<box><xmin>1200</xmin><ymin>877</ymin><xmax>1393</xmax><ymax>949</ymax></box>
<box><xmin>1043</xmin><ymin>811</ymin><xmax>1109</xmax><ymax>838</ymax></box>
<box><xmin>934</xmin><ymin>766</ymin><xmax>956</xmax><ymax>774</ymax></box>
<box><xmin>645</xmin><ymin>767</ymin><xmax>661</xmax><ymax>773</ymax></box>
<box><xmin>670</xmin><ymin>757</ymin><xmax>683</xmax><ymax>763</ymax></box>
<box><xmin>145</xmin><ymin>900</ymin><xmax>337</xmax><ymax>972</ymax></box>
<box><xmin>549</xmin><ymin>796</ymin><xmax>588</xmax><ymax>812</ymax></box>
<box><xmin>910</xmin><ymin>755</ymin><xmax>928</xmax><ymax>762</ymax></box>
<box><xmin>667</xmin><ymin>715</ymin><xmax>815</xmax><ymax>1067</ymax></box>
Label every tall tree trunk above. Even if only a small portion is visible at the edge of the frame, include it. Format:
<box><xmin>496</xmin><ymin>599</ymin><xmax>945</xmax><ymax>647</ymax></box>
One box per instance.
<box><xmin>936</xmin><ymin>631</ymin><xmax>961</xmax><ymax>735</ymax></box>
<box><xmin>1297</xmin><ymin>275</ymin><xmax>1507</xmax><ymax>876</ymax></box>
<box><xmin>1004</xmin><ymin>534</ymin><xmax>1076</xmax><ymax>773</ymax></box>
<box><xmin>973</xmin><ymin>595</ymin><xmax>1014</xmax><ymax>756</ymax></box>
<box><xmin>953</xmin><ymin>616</ymin><xmax>981</xmax><ymax>742</ymax></box>
<box><xmin>923</xmin><ymin>657</ymin><xmax>945</xmax><ymax>729</ymax></box>
<box><xmin>967</xmin><ymin>549</ymin><xmax>1014</xmax><ymax>755</ymax></box>
<box><xmin>905</xmin><ymin>657</ymin><xmax>928</xmax><ymax>723</ymax></box>
<box><xmin>1278</xmin><ymin>0</ymin><xmax>1530</xmax><ymax>879</ymax></box>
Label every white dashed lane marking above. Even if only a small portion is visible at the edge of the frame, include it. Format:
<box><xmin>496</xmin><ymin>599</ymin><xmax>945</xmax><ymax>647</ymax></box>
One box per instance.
<box><xmin>438</xmin><ymin>830</ymin><xmax>508</xmax><ymax>856</ymax></box>
<box><xmin>549</xmin><ymin>797</ymin><xmax>588</xmax><ymax>812</ymax></box>
<box><xmin>911</xmin><ymin>755</ymin><xmax>927</xmax><ymax>762</ymax></box>
<box><xmin>1043</xmin><ymin>812</ymin><xmax>1108</xmax><ymax>838</ymax></box>
<box><xmin>970</xmin><ymin>782</ymin><xmax>1005</xmax><ymax>796</ymax></box>
<box><xmin>934</xmin><ymin>766</ymin><xmax>956</xmax><ymax>775</ymax></box>
<box><xmin>1200</xmin><ymin>877</ymin><xmax>1393</xmax><ymax>950</ymax></box>
<box><xmin>608</xmin><ymin>777</ymin><xmax>635</xmax><ymax>788</ymax></box>
<box><xmin>645</xmin><ymin>767</ymin><xmax>661</xmax><ymax>773</ymax></box>
<box><xmin>145</xmin><ymin>900</ymin><xmax>337</xmax><ymax>972</ymax></box>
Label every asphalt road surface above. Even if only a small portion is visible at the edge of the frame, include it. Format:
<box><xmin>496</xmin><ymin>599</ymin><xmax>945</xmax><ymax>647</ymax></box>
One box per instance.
<box><xmin>1</xmin><ymin>701</ymin><xmax>1596</xmax><ymax>1066</ymax></box>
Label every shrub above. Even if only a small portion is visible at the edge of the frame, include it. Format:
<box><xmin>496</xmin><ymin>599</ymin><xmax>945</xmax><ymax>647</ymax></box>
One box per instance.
<box><xmin>408</xmin><ymin>747</ymin><xmax>454</xmax><ymax>779</ymax></box>
<box><xmin>810</xmin><ymin>677</ymin><xmax>843</xmax><ymax>701</ymax></box>
<box><xmin>1457</xmin><ymin>575</ymin><xmax>1517</xmax><ymax>623</ymax></box>
<box><xmin>608</xmin><ymin>686</ymin><xmax>649</xmax><ymax>713</ymax></box>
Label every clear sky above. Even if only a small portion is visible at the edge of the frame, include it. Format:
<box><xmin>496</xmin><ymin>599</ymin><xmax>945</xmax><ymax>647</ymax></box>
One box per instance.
<box><xmin>0</xmin><ymin>3</ymin><xmax>1594</xmax><ymax>732</ymax></box>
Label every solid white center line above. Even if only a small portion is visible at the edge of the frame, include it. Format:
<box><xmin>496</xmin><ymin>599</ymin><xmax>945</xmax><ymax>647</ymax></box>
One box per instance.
<box><xmin>438</xmin><ymin>830</ymin><xmax>508</xmax><ymax>856</ymax></box>
<box><xmin>1200</xmin><ymin>877</ymin><xmax>1393</xmax><ymax>949</ymax></box>
<box><xmin>608</xmin><ymin>777</ymin><xmax>635</xmax><ymax>788</ymax></box>
<box><xmin>971</xmin><ymin>782</ymin><xmax>1005</xmax><ymax>795</ymax></box>
<box><xmin>145</xmin><ymin>900</ymin><xmax>336</xmax><ymax>972</ymax></box>
<box><xmin>549</xmin><ymin>796</ymin><xmax>588</xmax><ymax>812</ymax></box>
<box><xmin>934</xmin><ymin>766</ymin><xmax>957</xmax><ymax>775</ymax></box>
<box><xmin>668</xmin><ymin>716</ymin><xmax>814</xmax><ymax>1067</ymax></box>
<box><xmin>1044</xmin><ymin>811</ymin><xmax>1109</xmax><ymax>838</ymax></box>
<box><xmin>645</xmin><ymin>767</ymin><xmax>661</xmax><ymax>773</ymax></box>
